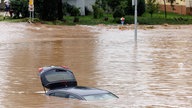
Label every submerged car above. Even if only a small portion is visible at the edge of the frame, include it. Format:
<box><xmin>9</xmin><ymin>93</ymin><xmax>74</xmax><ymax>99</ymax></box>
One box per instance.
<box><xmin>38</xmin><ymin>66</ymin><xmax>118</xmax><ymax>101</ymax></box>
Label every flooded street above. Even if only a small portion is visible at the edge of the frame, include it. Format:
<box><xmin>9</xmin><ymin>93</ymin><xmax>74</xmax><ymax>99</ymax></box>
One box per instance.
<box><xmin>0</xmin><ymin>22</ymin><xmax>192</xmax><ymax>108</ymax></box>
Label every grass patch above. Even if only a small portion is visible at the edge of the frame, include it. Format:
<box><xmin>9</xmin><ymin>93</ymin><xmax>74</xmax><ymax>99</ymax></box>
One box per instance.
<box><xmin>139</xmin><ymin>12</ymin><xmax>192</xmax><ymax>25</ymax></box>
<box><xmin>1</xmin><ymin>11</ymin><xmax>192</xmax><ymax>25</ymax></box>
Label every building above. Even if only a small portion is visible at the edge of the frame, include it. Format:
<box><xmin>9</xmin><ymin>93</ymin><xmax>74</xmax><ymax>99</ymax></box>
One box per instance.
<box><xmin>157</xmin><ymin>0</ymin><xmax>192</xmax><ymax>15</ymax></box>
<box><xmin>0</xmin><ymin>0</ymin><xmax>96</xmax><ymax>15</ymax></box>
<box><xmin>63</xmin><ymin>0</ymin><xmax>96</xmax><ymax>15</ymax></box>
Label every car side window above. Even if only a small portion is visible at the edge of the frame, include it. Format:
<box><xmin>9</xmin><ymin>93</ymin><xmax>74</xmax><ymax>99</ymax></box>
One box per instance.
<box><xmin>54</xmin><ymin>92</ymin><xmax>69</xmax><ymax>98</ymax></box>
<box><xmin>49</xmin><ymin>92</ymin><xmax>82</xmax><ymax>100</ymax></box>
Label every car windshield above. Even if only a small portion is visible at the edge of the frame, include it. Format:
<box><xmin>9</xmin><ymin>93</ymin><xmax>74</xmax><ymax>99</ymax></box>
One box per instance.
<box><xmin>45</xmin><ymin>70</ymin><xmax>75</xmax><ymax>82</ymax></box>
<box><xmin>83</xmin><ymin>93</ymin><xmax>118</xmax><ymax>101</ymax></box>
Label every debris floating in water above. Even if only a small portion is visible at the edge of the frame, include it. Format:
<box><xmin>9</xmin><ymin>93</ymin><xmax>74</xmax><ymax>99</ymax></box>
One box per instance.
<box><xmin>178</xmin><ymin>63</ymin><xmax>184</xmax><ymax>69</ymax></box>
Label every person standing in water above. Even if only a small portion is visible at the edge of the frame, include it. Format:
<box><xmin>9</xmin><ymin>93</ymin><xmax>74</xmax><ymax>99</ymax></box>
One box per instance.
<box><xmin>4</xmin><ymin>0</ymin><xmax>11</xmax><ymax>19</ymax></box>
<box><xmin>120</xmin><ymin>17</ymin><xmax>125</xmax><ymax>25</ymax></box>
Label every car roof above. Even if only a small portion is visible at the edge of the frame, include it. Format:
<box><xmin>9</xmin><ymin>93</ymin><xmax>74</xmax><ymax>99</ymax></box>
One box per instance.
<box><xmin>48</xmin><ymin>86</ymin><xmax>110</xmax><ymax>96</ymax></box>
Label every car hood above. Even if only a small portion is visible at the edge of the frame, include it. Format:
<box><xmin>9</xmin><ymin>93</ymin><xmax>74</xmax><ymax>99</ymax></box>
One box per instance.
<box><xmin>39</xmin><ymin>66</ymin><xmax>77</xmax><ymax>89</ymax></box>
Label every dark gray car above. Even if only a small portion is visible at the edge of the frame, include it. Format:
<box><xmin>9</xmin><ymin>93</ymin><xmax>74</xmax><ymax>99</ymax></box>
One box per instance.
<box><xmin>38</xmin><ymin>66</ymin><xmax>118</xmax><ymax>101</ymax></box>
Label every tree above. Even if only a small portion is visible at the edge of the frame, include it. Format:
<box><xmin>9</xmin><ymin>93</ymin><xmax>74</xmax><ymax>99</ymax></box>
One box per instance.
<box><xmin>100</xmin><ymin>0</ymin><xmax>109</xmax><ymax>12</ymax></box>
<box><xmin>92</xmin><ymin>0</ymin><xmax>104</xmax><ymax>19</ymax></box>
<box><xmin>163</xmin><ymin>0</ymin><xmax>167</xmax><ymax>19</ymax></box>
<box><xmin>107</xmin><ymin>0</ymin><xmax>122</xmax><ymax>11</ymax></box>
<box><xmin>137</xmin><ymin>0</ymin><xmax>146</xmax><ymax>16</ymax></box>
<box><xmin>113</xmin><ymin>6</ymin><xmax>125</xmax><ymax>23</ymax></box>
<box><xmin>113</xmin><ymin>6</ymin><xmax>125</xmax><ymax>19</ymax></box>
<box><xmin>58</xmin><ymin>0</ymin><xmax>63</xmax><ymax>20</ymax></box>
<box><xmin>146</xmin><ymin>0</ymin><xmax>159</xmax><ymax>17</ymax></box>
<box><xmin>35</xmin><ymin>0</ymin><xmax>63</xmax><ymax>21</ymax></box>
<box><xmin>124</xmin><ymin>0</ymin><xmax>145</xmax><ymax>16</ymax></box>
<box><xmin>124</xmin><ymin>0</ymin><xmax>134</xmax><ymax>15</ymax></box>
<box><xmin>42</xmin><ymin>0</ymin><xmax>57</xmax><ymax>20</ymax></box>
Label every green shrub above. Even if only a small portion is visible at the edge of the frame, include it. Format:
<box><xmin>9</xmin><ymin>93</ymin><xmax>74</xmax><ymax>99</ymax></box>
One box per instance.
<box><xmin>113</xmin><ymin>7</ymin><xmax>125</xmax><ymax>19</ymax></box>
<box><xmin>124</xmin><ymin>0</ymin><xmax>134</xmax><ymax>15</ymax></box>
<box><xmin>92</xmin><ymin>4</ymin><xmax>104</xmax><ymax>19</ymax></box>
<box><xmin>70</xmin><ymin>7</ymin><xmax>80</xmax><ymax>16</ymax></box>
<box><xmin>124</xmin><ymin>16</ymin><xmax>134</xmax><ymax>24</ymax></box>
<box><xmin>62</xmin><ymin>2</ymin><xmax>80</xmax><ymax>17</ymax></box>
<box><xmin>10</xmin><ymin>0</ymin><xmax>28</xmax><ymax>18</ymax></box>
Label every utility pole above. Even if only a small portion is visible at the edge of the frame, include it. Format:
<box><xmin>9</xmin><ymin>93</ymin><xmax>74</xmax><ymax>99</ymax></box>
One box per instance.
<box><xmin>132</xmin><ymin>0</ymin><xmax>138</xmax><ymax>42</ymax></box>
<box><xmin>134</xmin><ymin>0</ymin><xmax>137</xmax><ymax>42</ymax></box>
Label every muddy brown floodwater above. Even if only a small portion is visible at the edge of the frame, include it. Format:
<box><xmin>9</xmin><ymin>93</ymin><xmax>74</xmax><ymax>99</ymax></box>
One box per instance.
<box><xmin>0</xmin><ymin>22</ymin><xmax>192</xmax><ymax>108</ymax></box>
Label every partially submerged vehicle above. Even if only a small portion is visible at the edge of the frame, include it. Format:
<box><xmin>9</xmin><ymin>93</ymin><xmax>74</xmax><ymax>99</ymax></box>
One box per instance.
<box><xmin>38</xmin><ymin>66</ymin><xmax>118</xmax><ymax>101</ymax></box>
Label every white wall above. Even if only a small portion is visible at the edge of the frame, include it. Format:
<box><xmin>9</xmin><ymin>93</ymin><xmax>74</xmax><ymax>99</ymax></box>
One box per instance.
<box><xmin>63</xmin><ymin>0</ymin><xmax>76</xmax><ymax>6</ymax></box>
<box><xmin>186</xmin><ymin>0</ymin><xmax>192</xmax><ymax>7</ymax></box>
<box><xmin>63</xmin><ymin>0</ymin><xmax>85</xmax><ymax>15</ymax></box>
<box><xmin>84</xmin><ymin>0</ymin><xmax>96</xmax><ymax>12</ymax></box>
<box><xmin>62</xmin><ymin>0</ymin><xmax>96</xmax><ymax>15</ymax></box>
<box><xmin>76</xmin><ymin>0</ymin><xmax>85</xmax><ymax>15</ymax></box>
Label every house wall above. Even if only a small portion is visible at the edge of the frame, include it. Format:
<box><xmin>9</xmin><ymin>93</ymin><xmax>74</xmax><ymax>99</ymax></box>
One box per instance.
<box><xmin>63</xmin><ymin>0</ymin><xmax>95</xmax><ymax>15</ymax></box>
<box><xmin>157</xmin><ymin>0</ymin><xmax>192</xmax><ymax>15</ymax></box>
<box><xmin>159</xmin><ymin>5</ymin><xmax>187</xmax><ymax>15</ymax></box>
<box><xmin>62</xmin><ymin>0</ymin><xmax>84</xmax><ymax>15</ymax></box>
<box><xmin>187</xmin><ymin>0</ymin><xmax>192</xmax><ymax>14</ymax></box>
<box><xmin>76</xmin><ymin>0</ymin><xmax>85</xmax><ymax>15</ymax></box>
<box><xmin>63</xmin><ymin>0</ymin><xmax>77</xmax><ymax>7</ymax></box>
<box><xmin>84</xmin><ymin>0</ymin><xmax>96</xmax><ymax>11</ymax></box>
